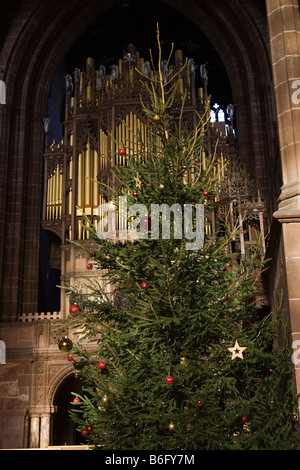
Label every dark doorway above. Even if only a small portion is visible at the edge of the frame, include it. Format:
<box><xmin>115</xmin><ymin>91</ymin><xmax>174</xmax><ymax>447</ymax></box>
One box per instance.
<box><xmin>51</xmin><ymin>374</ymin><xmax>83</xmax><ymax>446</ymax></box>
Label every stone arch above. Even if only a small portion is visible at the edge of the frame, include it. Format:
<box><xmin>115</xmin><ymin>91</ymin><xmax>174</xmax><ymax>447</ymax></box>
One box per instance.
<box><xmin>48</xmin><ymin>365</ymin><xmax>74</xmax><ymax>409</ymax></box>
<box><xmin>0</xmin><ymin>0</ymin><xmax>278</xmax><ymax>319</ymax></box>
<box><xmin>49</xmin><ymin>367</ymin><xmax>84</xmax><ymax>446</ymax></box>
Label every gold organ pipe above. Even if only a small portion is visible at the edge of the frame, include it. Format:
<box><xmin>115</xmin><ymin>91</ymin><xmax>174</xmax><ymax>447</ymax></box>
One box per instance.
<box><xmin>93</xmin><ymin>218</ymin><xmax>97</xmax><ymax>234</ymax></box>
<box><xmin>85</xmin><ymin>143</ymin><xmax>91</xmax><ymax>208</ymax></box>
<box><xmin>178</xmin><ymin>78</ymin><xmax>184</xmax><ymax>95</ymax></box>
<box><xmin>50</xmin><ymin>174</ymin><xmax>54</xmax><ymax>219</ymax></box>
<box><xmin>86</xmin><ymin>57</ymin><xmax>94</xmax><ymax>69</ymax></box>
<box><xmin>100</xmin><ymin>131</ymin><xmax>103</xmax><ymax>170</ymax></box>
<box><xmin>118</xmin><ymin>59</ymin><xmax>123</xmax><ymax>75</ymax></box>
<box><xmin>102</xmin><ymin>131</ymin><xmax>108</xmax><ymax>170</ymax></box>
<box><xmin>99</xmin><ymin>133</ymin><xmax>102</xmax><ymax>170</ymax></box>
<box><xmin>78</xmin><ymin>152</ymin><xmax>82</xmax><ymax>212</ymax></box>
<box><xmin>137</xmin><ymin>118</ymin><xmax>141</xmax><ymax>157</ymax></box>
<box><xmin>116</xmin><ymin>125</ymin><xmax>119</xmax><ymax>166</ymax></box>
<box><xmin>99</xmin><ymin>193</ymin><xmax>105</xmax><ymax>234</ymax></box>
<box><xmin>59</xmin><ymin>168</ymin><xmax>62</xmax><ymax>218</ymax></box>
<box><xmin>175</xmin><ymin>50</ymin><xmax>183</xmax><ymax>65</ymax></box>
<box><xmin>126</xmin><ymin>114</ymin><xmax>130</xmax><ymax>157</ymax></box>
<box><xmin>110</xmin><ymin>129</ymin><xmax>115</xmax><ymax>170</ymax></box>
<box><xmin>86</xmin><ymin>218</ymin><xmax>89</xmax><ymax>240</ymax></box>
<box><xmin>129</xmin><ymin>67</ymin><xmax>134</xmax><ymax>84</ymax></box>
<box><xmin>122</xmin><ymin>120</ymin><xmax>125</xmax><ymax>165</ymax></box>
<box><xmin>49</xmin><ymin>173</ymin><xmax>53</xmax><ymax>220</ymax></box>
<box><xmin>86</xmin><ymin>84</ymin><xmax>93</xmax><ymax>103</ymax></box>
<box><xmin>69</xmin><ymin>188</ymin><xmax>72</xmax><ymax>215</ymax></box>
<box><xmin>52</xmin><ymin>168</ymin><xmax>57</xmax><ymax>219</ymax></box>
<box><xmin>93</xmin><ymin>150</ymin><xmax>98</xmax><ymax>209</ymax></box>
<box><xmin>130</xmin><ymin>112</ymin><xmax>134</xmax><ymax>156</ymax></box>
<box><xmin>134</xmin><ymin>114</ymin><xmax>137</xmax><ymax>156</ymax></box>
<box><xmin>198</xmin><ymin>88</ymin><xmax>203</xmax><ymax>100</ymax></box>
<box><xmin>103</xmin><ymin>134</ymin><xmax>106</xmax><ymax>170</ymax></box>
<box><xmin>52</xmin><ymin>169</ymin><xmax>56</xmax><ymax>219</ymax></box>
<box><xmin>78</xmin><ymin>220</ymin><xmax>82</xmax><ymax>240</ymax></box>
<box><xmin>69</xmin><ymin>157</ymin><xmax>73</xmax><ymax>180</ymax></box>
<box><xmin>105</xmin><ymin>133</ymin><xmax>108</xmax><ymax>169</ymax></box>
<box><xmin>53</xmin><ymin>171</ymin><xmax>56</xmax><ymax>219</ymax></box>
<box><xmin>56</xmin><ymin>165</ymin><xmax>60</xmax><ymax>219</ymax></box>
<box><xmin>46</xmin><ymin>177</ymin><xmax>49</xmax><ymax>220</ymax></box>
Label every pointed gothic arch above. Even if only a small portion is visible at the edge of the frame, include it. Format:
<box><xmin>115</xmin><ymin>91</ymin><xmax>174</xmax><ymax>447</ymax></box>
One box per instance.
<box><xmin>0</xmin><ymin>0</ymin><xmax>277</xmax><ymax>320</ymax></box>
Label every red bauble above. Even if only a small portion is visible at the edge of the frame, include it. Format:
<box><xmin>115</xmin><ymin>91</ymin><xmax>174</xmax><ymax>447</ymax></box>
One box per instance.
<box><xmin>141</xmin><ymin>282</ymin><xmax>147</xmax><ymax>289</ymax></box>
<box><xmin>241</xmin><ymin>415</ymin><xmax>248</xmax><ymax>424</ymax></box>
<box><xmin>87</xmin><ymin>426</ymin><xmax>93</xmax><ymax>432</ymax></box>
<box><xmin>165</xmin><ymin>376</ymin><xmax>174</xmax><ymax>385</ymax></box>
<box><xmin>69</xmin><ymin>303</ymin><xmax>81</xmax><ymax>314</ymax></box>
<box><xmin>73</xmin><ymin>397</ymin><xmax>80</xmax><ymax>403</ymax></box>
<box><xmin>97</xmin><ymin>360</ymin><xmax>106</xmax><ymax>370</ymax></box>
<box><xmin>119</xmin><ymin>148</ymin><xmax>126</xmax><ymax>155</ymax></box>
<box><xmin>86</xmin><ymin>263</ymin><xmax>93</xmax><ymax>270</ymax></box>
<box><xmin>91</xmin><ymin>251</ymin><xmax>96</xmax><ymax>258</ymax></box>
<box><xmin>68</xmin><ymin>355</ymin><xmax>73</xmax><ymax>362</ymax></box>
<box><xmin>203</xmin><ymin>190</ymin><xmax>209</xmax><ymax>196</ymax></box>
<box><xmin>81</xmin><ymin>429</ymin><xmax>89</xmax><ymax>438</ymax></box>
<box><xmin>133</xmin><ymin>191</ymin><xmax>138</xmax><ymax>197</ymax></box>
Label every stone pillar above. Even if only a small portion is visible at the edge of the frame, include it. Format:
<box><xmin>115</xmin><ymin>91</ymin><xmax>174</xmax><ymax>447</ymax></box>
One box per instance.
<box><xmin>266</xmin><ymin>0</ymin><xmax>300</xmax><ymax>204</ymax></box>
<box><xmin>266</xmin><ymin>0</ymin><xmax>300</xmax><ymax>408</ymax></box>
<box><xmin>29</xmin><ymin>415</ymin><xmax>40</xmax><ymax>448</ymax></box>
<box><xmin>29</xmin><ymin>410</ymin><xmax>52</xmax><ymax>448</ymax></box>
<box><xmin>40</xmin><ymin>414</ymin><xmax>51</xmax><ymax>448</ymax></box>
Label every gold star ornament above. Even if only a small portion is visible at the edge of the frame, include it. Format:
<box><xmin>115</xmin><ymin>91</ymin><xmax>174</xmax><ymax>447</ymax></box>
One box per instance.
<box><xmin>228</xmin><ymin>340</ymin><xmax>246</xmax><ymax>360</ymax></box>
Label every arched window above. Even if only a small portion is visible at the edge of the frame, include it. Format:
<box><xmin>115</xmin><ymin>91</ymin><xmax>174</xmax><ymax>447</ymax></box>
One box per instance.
<box><xmin>218</xmin><ymin>109</ymin><xmax>225</xmax><ymax>122</ymax></box>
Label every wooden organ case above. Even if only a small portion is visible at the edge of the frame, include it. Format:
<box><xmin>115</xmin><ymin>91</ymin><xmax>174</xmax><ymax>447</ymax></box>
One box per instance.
<box><xmin>42</xmin><ymin>45</ymin><xmax>268</xmax><ymax>318</ymax></box>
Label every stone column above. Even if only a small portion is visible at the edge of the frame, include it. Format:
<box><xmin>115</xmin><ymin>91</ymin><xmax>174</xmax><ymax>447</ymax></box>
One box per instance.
<box><xmin>40</xmin><ymin>414</ymin><xmax>51</xmax><ymax>448</ymax></box>
<box><xmin>29</xmin><ymin>415</ymin><xmax>40</xmax><ymax>448</ymax></box>
<box><xmin>266</xmin><ymin>0</ymin><xmax>300</xmax><ymax>205</ymax></box>
<box><xmin>266</xmin><ymin>0</ymin><xmax>300</xmax><ymax>406</ymax></box>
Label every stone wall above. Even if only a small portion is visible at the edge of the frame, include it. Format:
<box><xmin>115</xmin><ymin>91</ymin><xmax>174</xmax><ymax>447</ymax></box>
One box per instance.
<box><xmin>0</xmin><ymin>321</ymin><xmax>76</xmax><ymax>448</ymax></box>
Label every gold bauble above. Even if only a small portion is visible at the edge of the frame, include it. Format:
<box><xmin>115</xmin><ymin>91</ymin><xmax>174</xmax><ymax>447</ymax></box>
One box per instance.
<box><xmin>102</xmin><ymin>395</ymin><xmax>108</xmax><ymax>403</ymax></box>
<box><xmin>153</xmin><ymin>114</ymin><xmax>160</xmax><ymax>121</ymax></box>
<box><xmin>58</xmin><ymin>336</ymin><xmax>73</xmax><ymax>352</ymax></box>
<box><xmin>159</xmin><ymin>183</ymin><xmax>165</xmax><ymax>190</ymax></box>
<box><xmin>168</xmin><ymin>422</ymin><xmax>175</xmax><ymax>431</ymax></box>
<box><xmin>293</xmin><ymin>413</ymin><xmax>299</xmax><ymax>422</ymax></box>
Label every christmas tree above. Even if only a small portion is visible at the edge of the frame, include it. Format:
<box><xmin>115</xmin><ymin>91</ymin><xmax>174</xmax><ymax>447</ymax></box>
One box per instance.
<box><xmin>61</xmin><ymin>27</ymin><xmax>299</xmax><ymax>450</ymax></box>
